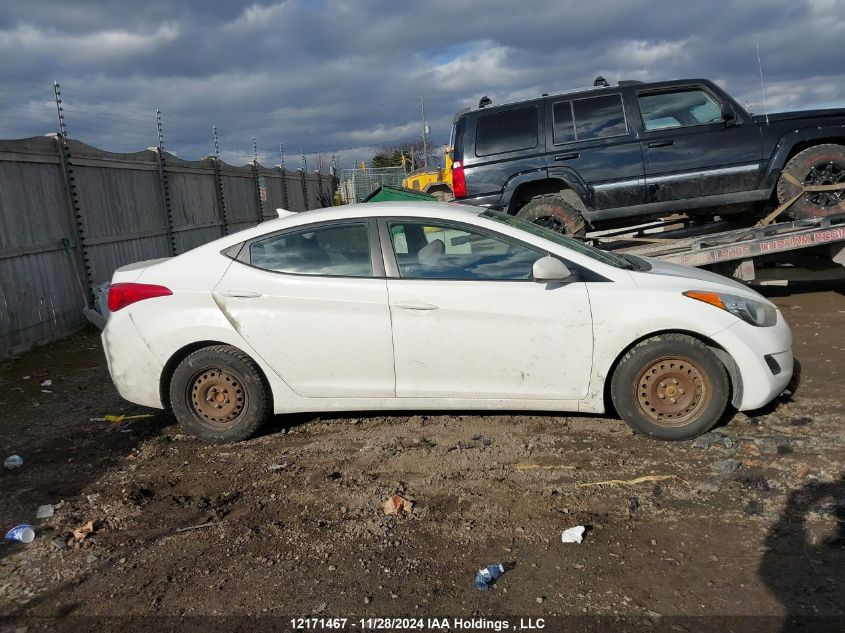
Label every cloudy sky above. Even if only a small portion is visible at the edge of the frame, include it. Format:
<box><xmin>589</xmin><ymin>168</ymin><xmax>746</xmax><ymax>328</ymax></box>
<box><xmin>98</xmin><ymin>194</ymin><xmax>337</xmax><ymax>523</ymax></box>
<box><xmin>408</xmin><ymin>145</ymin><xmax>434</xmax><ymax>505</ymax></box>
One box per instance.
<box><xmin>1</xmin><ymin>0</ymin><xmax>843</xmax><ymax>167</ymax></box>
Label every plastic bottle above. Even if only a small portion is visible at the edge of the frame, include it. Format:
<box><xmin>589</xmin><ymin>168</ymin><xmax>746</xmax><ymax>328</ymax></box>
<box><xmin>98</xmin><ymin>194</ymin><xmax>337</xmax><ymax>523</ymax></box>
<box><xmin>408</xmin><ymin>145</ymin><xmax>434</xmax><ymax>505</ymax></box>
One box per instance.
<box><xmin>474</xmin><ymin>564</ymin><xmax>506</xmax><ymax>591</ymax></box>
<box><xmin>4</xmin><ymin>455</ymin><xmax>23</xmax><ymax>469</ymax></box>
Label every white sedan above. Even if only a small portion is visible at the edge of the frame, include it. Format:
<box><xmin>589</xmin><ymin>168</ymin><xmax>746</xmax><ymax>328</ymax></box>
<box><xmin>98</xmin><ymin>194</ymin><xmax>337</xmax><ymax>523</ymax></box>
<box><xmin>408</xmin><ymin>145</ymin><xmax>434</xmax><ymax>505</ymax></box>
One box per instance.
<box><xmin>103</xmin><ymin>202</ymin><xmax>793</xmax><ymax>442</ymax></box>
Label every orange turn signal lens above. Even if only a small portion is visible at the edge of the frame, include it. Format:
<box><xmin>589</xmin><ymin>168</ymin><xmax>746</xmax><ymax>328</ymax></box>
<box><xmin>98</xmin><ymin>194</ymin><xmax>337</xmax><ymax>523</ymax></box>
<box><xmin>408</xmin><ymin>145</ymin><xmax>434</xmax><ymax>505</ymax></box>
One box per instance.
<box><xmin>682</xmin><ymin>290</ymin><xmax>726</xmax><ymax>310</ymax></box>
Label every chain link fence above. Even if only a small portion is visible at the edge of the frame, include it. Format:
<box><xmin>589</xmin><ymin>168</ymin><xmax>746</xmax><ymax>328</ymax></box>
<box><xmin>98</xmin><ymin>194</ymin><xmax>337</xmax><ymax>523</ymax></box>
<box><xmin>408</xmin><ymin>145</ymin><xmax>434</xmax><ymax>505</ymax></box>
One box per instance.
<box><xmin>339</xmin><ymin>166</ymin><xmax>408</xmax><ymax>204</ymax></box>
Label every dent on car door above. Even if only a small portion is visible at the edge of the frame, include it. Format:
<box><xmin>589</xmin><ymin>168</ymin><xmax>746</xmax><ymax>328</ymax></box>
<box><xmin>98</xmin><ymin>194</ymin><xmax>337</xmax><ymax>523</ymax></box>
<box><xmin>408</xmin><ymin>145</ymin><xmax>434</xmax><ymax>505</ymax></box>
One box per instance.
<box><xmin>637</xmin><ymin>87</ymin><xmax>763</xmax><ymax>202</ymax></box>
<box><xmin>381</xmin><ymin>218</ymin><xmax>594</xmax><ymax>400</ymax></box>
<box><xmin>546</xmin><ymin>93</ymin><xmax>646</xmax><ymax>210</ymax></box>
<box><xmin>213</xmin><ymin>219</ymin><xmax>395</xmax><ymax>398</ymax></box>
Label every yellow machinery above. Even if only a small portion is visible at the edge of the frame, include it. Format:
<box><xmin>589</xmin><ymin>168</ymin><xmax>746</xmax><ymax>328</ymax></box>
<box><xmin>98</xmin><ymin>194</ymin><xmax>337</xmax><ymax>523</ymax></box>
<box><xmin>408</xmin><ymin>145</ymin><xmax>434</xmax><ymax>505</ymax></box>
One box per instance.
<box><xmin>402</xmin><ymin>149</ymin><xmax>454</xmax><ymax>201</ymax></box>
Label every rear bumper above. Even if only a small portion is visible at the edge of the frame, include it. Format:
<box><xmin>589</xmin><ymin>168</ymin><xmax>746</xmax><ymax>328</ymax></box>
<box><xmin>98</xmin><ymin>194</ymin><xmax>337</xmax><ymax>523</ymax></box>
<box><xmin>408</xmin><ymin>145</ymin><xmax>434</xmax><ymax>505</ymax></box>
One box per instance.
<box><xmin>710</xmin><ymin>312</ymin><xmax>793</xmax><ymax>411</ymax></box>
<box><xmin>102</xmin><ymin>310</ymin><xmax>164</xmax><ymax>409</ymax></box>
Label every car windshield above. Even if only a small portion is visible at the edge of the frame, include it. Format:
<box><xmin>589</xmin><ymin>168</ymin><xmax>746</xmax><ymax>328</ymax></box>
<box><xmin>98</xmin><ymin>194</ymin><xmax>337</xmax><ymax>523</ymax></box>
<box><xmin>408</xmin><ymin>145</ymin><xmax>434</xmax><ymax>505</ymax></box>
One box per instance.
<box><xmin>481</xmin><ymin>209</ymin><xmax>633</xmax><ymax>269</ymax></box>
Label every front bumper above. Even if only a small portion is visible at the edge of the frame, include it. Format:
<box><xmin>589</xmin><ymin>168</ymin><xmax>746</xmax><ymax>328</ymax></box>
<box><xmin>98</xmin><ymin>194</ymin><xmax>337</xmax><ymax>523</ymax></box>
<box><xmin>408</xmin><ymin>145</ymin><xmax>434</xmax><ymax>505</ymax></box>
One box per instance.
<box><xmin>710</xmin><ymin>312</ymin><xmax>793</xmax><ymax>411</ymax></box>
<box><xmin>102</xmin><ymin>310</ymin><xmax>164</xmax><ymax>409</ymax></box>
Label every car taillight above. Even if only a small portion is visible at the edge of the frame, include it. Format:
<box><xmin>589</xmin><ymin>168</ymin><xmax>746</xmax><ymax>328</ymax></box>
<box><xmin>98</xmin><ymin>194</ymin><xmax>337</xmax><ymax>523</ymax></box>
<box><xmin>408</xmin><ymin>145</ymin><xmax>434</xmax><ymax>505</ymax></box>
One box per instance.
<box><xmin>108</xmin><ymin>283</ymin><xmax>172</xmax><ymax>312</ymax></box>
<box><xmin>452</xmin><ymin>161</ymin><xmax>466</xmax><ymax>198</ymax></box>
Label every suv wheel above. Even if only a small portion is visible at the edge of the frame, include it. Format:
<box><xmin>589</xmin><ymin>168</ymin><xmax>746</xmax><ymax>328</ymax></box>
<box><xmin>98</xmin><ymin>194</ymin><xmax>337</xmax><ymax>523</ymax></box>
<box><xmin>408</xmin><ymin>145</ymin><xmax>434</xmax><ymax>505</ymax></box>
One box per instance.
<box><xmin>516</xmin><ymin>193</ymin><xmax>586</xmax><ymax>235</ymax></box>
<box><xmin>169</xmin><ymin>345</ymin><xmax>272</xmax><ymax>443</ymax></box>
<box><xmin>610</xmin><ymin>334</ymin><xmax>730</xmax><ymax>441</ymax></box>
<box><xmin>777</xmin><ymin>143</ymin><xmax>845</xmax><ymax>219</ymax></box>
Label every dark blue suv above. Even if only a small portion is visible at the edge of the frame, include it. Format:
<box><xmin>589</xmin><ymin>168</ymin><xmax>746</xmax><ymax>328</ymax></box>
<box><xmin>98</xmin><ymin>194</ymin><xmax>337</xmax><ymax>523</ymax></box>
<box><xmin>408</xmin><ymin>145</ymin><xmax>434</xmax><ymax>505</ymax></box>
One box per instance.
<box><xmin>450</xmin><ymin>78</ymin><xmax>845</xmax><ymax>234</ymax></box>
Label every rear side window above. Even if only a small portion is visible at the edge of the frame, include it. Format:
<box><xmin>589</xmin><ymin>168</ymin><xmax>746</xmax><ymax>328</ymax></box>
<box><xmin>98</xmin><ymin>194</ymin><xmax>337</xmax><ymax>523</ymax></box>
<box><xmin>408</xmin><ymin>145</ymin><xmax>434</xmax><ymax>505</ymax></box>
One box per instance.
<box><xmin>572</xmin><ymin>94</ymin><xmax>627</xmax><ymax>140</ymax></box>
<box><xmin>249</xmin><ymin>222</ymin><xmax>372</xmax><ymax>277</ymax></box>
<box><xmin>475</xmin><ymin>106</ymin><xmax>538</xmax><ymax>157</ymax></box>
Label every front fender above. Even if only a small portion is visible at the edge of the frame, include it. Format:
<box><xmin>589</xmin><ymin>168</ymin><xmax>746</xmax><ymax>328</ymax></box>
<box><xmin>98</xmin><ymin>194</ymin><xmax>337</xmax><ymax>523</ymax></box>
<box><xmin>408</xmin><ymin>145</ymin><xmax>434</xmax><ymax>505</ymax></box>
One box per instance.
<box><xmin>762</xmin><ymin>124</ymin><xmax>845</xmax><ymax>187</ymax></box>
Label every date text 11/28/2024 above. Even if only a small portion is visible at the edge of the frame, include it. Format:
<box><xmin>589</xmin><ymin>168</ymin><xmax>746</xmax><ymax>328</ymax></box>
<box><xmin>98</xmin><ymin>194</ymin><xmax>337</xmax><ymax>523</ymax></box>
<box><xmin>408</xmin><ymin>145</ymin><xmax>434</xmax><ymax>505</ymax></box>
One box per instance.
<box><xmin>289</xmin><ymin>617</ymin><xmax>546</xmax><ymax>631</ymax></box>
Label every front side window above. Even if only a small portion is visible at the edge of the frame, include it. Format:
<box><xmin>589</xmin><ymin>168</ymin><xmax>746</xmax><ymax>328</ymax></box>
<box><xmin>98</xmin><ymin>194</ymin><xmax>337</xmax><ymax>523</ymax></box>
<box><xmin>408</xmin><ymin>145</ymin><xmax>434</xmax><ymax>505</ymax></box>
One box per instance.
<box><xmin>249</xmin><ymin>222</ymin><xmax>372</xmax><ymax>277</ymax></box>
<box><xmin>388</xmin><ymin>221</ymin><xmax>541</xmax><ymax>280</ymax></box>
<box><xmin>572</xmin><ymin>94</ymin><xmax>627</xmax><ymax>140</ymax></box>
<box><xmin>475</xmin><ymin>106</ymin><xmax>538</xmax><ymax>157</ymax></box>
<box><xmin>638</xmin><ymin>89</ymin><xmax>724</xmax><ymax>131</ymax></box>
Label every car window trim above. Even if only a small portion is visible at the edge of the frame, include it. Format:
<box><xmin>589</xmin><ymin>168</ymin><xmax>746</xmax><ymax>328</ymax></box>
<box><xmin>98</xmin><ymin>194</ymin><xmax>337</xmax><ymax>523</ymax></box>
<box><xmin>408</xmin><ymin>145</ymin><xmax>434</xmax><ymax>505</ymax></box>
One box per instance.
<box><xmin>636</xmin><ymin>85</ymin><xmax>729</xmax><ymax>133</ymax></box>
<box><xmin>377</xmin><ymin>215</ymin><xmax>574</xmax><ymax>282</ymax></box>
<box><xmin>233</xmin><ymin>217</ymin><xmax>385</xmax><ymax>279</ymax></box>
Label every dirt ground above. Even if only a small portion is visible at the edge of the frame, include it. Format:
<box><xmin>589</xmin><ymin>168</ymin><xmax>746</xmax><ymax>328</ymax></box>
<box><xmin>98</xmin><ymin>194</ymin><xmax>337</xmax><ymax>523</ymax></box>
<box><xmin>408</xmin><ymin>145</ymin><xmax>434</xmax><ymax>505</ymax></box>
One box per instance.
<box><xmin>1</xmin><ymin>283</ymin><xmax>844</xmax><ymax>632</ymax></box>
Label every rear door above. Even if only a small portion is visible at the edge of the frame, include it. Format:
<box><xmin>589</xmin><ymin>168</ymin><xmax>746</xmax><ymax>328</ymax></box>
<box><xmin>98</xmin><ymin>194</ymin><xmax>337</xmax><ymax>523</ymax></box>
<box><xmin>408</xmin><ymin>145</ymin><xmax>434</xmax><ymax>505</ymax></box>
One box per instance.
<box><xmin>636</xmin><ymin>85</ymin><xmax>763</xmax><ymax>202</ymax></box>
<box><xmin>545</xmin><ymin>92</ymin><xmax>645</xmax><ymax>209</ymax></box>
<box><xmin>213</xmin><ymin>219</ymin><xmax>395</xmax><ymax>398</ymax></box>
<box><xmin>382</xmin><ymin>217</ymin><xmax>594</xmax><ymax>400</ymax></box>
<box><xmin>461</xmin><ymin>103</ymin><xmax>545</xmax><ymax>206</ymax></box>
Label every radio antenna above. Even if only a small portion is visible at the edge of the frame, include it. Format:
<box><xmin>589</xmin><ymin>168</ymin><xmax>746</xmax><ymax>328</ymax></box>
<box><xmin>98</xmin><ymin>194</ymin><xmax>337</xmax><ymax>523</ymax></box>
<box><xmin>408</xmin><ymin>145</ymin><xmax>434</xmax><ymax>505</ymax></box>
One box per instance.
<box><xmin>756</xmin><ymin>42</ymin><xmax>769</xmax><ymax>124</ymax></box>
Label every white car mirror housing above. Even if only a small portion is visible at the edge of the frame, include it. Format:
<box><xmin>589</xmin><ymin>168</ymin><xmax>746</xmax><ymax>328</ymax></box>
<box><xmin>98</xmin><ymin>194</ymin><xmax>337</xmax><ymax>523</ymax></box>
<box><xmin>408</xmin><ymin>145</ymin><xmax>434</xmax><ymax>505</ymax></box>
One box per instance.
<box><xmin>532</xmin><ymin>256</ymin><xmax>572</xmax><ymax>282</ymax></box>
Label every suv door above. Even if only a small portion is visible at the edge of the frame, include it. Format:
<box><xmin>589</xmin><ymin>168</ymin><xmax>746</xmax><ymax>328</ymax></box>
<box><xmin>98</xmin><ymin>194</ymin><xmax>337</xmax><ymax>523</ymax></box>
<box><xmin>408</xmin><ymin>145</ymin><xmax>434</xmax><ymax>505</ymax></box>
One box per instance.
<box><xmin>636</xmin><ymin>86</ymin><xmax>763</xmax><ymax>203</ymax></box>
<box><xmin>214</xmin><ymin>219</ymin><xmax>395</xmax><ymax>398</ymax></box>
<box><xmin>381</xmin><ymin>218</ymin><xmax>593</xmax><ymax>400</ymax></box>
<box><xmin>460</xmin><ymin>103</ymin><xmax>545</xmax><ymax>208</ymax></box>
<box><xmin>545</xmin><ymin>92</ymin><xmax>645</xmax><ymax>210</ymax></box>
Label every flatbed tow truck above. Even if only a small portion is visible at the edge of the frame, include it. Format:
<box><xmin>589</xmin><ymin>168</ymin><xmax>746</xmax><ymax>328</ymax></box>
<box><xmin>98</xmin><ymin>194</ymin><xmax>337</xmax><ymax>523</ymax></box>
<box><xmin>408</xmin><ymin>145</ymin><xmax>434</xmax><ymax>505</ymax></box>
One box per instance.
<box><xmin>590</xmin><ymin>211</ymin><xmax>845</xmax><ymax>284</ymax></box>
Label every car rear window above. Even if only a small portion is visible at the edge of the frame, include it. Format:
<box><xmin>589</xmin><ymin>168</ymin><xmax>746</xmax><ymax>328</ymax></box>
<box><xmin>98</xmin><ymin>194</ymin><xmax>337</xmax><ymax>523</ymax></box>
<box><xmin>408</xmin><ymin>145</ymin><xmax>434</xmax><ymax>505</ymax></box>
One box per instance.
<box><xmin>475</xmin><ymin>106</ymin><xmax>538</xmax><ymax>157</ymax></box>
<box><xmin>572</xmin><ymin>94</ymin><xmax>627</xmax><ymax>140</ymax></box>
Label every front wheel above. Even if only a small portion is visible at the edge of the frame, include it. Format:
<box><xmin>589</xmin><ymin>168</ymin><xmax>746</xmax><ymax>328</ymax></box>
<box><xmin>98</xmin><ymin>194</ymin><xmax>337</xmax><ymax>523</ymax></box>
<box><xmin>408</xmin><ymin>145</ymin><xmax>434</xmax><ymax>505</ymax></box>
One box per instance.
<box><xmin>610</xmin><ymin>334</ymin><xmax>729</xmax><ymax>441</ymax></box>
<box><xmin>169</xmin><ymin>345</ymin><xmax>271</xmax><ymax>443</ymax></box>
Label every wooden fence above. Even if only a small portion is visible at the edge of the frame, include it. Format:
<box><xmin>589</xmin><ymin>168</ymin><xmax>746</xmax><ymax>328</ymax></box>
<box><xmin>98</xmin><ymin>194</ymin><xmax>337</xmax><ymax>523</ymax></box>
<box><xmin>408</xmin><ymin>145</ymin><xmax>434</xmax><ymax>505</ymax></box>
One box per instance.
<box><xmin>0</xmin><ymin>134</ymin><xmax>336</xmax><ymax>357</ymax></box>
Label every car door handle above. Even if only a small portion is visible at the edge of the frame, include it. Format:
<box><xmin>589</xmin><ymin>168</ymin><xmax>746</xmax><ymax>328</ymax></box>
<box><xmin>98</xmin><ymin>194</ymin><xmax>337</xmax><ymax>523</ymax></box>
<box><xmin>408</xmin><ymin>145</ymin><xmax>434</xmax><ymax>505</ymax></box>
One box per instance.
<box><xmin>554</xmin><ymin>152</ymin><xmax>580</xmax><ymax>161</ymax></box>
<box><xmin>393</xmin><ymin>301</ymin><xmax>439</xmax><ymax>311</ymax></box>
<box><xmin>220</xmin><ymin>289</ymin><xmax>263</xmax><ymax>298</ymax></box>
<box><xmin>647</xmin><ymin>140</ymin><xmax>674</xmax><ymax>148</ymax></box>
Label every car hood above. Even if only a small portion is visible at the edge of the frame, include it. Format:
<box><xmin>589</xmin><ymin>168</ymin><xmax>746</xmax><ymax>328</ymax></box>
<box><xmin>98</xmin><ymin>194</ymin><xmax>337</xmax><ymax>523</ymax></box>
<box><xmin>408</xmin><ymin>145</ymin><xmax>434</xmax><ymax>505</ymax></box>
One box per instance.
<box><xmin>631</xmin><ymin>256</ymin><xmax>771</xmax><ymax>301</ymax></box>
<box><xmin>752</xmin><ymin>108</ymin><xmax>845</xmax><ymax>124</ymax></box>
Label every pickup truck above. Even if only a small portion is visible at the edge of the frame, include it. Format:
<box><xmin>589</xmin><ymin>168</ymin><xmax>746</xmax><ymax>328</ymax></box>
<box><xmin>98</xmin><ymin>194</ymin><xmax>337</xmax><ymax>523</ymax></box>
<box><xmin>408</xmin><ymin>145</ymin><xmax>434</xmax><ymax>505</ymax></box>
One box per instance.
<box><xmin>449</xmin><ymin>78</ymin><xmax>845</xmax><ymax>234</ymax></box>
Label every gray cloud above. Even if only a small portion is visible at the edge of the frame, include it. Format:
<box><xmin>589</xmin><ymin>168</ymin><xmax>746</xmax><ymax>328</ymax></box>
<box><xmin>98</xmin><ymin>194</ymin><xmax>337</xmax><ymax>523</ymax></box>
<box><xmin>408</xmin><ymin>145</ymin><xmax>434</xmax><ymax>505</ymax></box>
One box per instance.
<box><xmin>0</xmin><ymin>0</ymin><xmax>843</xmax><ymax>166</ymax></box>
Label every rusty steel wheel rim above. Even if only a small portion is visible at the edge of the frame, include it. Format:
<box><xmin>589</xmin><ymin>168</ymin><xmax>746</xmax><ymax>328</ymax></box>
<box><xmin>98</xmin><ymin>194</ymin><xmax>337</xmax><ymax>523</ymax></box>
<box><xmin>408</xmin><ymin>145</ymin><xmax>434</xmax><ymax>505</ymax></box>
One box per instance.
<box><xmin>188</xmin><ymin>368</ymin><xmax>247</xmax><ymax>429</ymax></box>
<box><xmin>635</xmin><ymin>356</ymin><xmax>710</xmax><ymax>427</ymax></box>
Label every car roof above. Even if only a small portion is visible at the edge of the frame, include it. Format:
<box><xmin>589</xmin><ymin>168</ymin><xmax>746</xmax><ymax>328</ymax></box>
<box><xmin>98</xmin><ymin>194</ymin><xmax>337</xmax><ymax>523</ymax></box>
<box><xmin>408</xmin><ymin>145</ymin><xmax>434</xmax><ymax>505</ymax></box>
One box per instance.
<box><xmin>264</xmin><ymin>201</ymin><xmax>484</xmax><ymax>229</ymax></box>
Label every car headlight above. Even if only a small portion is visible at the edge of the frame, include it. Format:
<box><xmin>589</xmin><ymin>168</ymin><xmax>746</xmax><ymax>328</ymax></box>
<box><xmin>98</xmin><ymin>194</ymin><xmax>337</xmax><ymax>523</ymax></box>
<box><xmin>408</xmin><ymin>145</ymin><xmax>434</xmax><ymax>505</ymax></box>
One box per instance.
<box><xmin>683</xmin><ymin>290</ymin><xmax>777</xmax><ymax>327</ymax></box>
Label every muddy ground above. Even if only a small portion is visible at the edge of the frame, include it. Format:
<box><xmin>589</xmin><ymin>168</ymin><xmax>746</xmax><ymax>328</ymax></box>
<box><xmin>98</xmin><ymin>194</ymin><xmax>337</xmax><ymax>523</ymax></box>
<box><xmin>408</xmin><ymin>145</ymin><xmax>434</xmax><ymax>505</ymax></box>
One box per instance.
<box><xmin>1</xmin><ymin>283</ymin><xmax>843</xmax><ymax>632</ymax></box>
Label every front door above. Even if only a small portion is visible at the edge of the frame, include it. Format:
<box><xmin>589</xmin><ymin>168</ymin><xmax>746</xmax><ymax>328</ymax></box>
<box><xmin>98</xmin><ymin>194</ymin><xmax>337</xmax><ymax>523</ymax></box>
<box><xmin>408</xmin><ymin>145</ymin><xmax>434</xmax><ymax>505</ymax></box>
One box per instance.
<box><xmin>637</xmin><ymin>86</ymin><xmax>763</xmax><ymax>202</ymax></box>
<box><xmin>214</xmin><ymin>220</ymin><xmax>395</xmax><ymax>398</ymax></box>
<box><xmin>382</xmin><ymin>218</ymin><xmax>593</xmax><ymax>400</ymax></box>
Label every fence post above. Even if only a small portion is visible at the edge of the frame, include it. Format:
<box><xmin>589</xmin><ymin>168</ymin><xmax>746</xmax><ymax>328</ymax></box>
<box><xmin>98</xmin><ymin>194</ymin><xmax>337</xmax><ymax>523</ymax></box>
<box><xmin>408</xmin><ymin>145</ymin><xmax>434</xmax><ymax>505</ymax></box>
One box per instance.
<box><xmin>155</xmin><ymin>110</ymin><xmax>177</xmax><ymax>256</ymax></box>
<box><xmin>52</xmin><ymin>82</ymin><xmax>94</xmax><ymax>308</ymax></box>
<box><xmin>253</xmin><ymin>161</ymin><xmax>266</xmax><ymax>223</ymax></box>
<box><xmin>279</xmin><ymin>143</ymin><xmax>289</xmax><ymax>211</ymax></box>
<box><xmin>300</xmin><ymin>153</ymin><xmax>309</xmax><ymax>210</ymax></box>
<box><xmin>213</xmin><ymin>157</ymin><xmax>230</xmax><ymax>236</ymax></box>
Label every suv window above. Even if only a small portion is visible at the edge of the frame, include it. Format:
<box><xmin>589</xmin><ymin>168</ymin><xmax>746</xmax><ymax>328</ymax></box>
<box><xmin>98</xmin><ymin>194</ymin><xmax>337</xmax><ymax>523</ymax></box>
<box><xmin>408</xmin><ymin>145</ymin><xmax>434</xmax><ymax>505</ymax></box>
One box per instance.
<box><xmin>638</xmin><ymin>89</ymin><xmax>723</xmax><ymax>131</ymax></box>
<box><xmin>572</xmin><ymin>94</ymin><xmax>627</xmax><ymax>140</ymax></box>
<box><xmin>552</xmin><ymin>102</ymin><xmax>576</xmax><ymax>144</ymax></box>
<box><xmin>249</xmin><ymin>222</ymin><xmax>372</xmax><ymax>277</ymax></box>
<box><xmin>475</xmin><ymin>106</ymin><xmax>538</xmax><ymax>157</ymax></box>
<box><xmin>388</xmin><ymin>220</ymin><xmax>540</xmax><ymax>280</ymax></box>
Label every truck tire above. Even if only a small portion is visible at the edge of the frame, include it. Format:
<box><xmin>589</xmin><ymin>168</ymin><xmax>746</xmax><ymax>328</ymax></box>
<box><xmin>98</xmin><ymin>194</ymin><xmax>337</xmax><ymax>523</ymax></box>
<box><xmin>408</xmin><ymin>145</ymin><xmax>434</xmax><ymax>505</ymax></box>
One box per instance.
<box><xmin>169</xmin><ymin>345</ymin><xmax>271</xmax><ymax>443</ymax></box>
<box><xmin>516</xmin><ymin>193</ymin><xmax>586</xmax><ymax>235</ymax></box>
<box><xmin>610</xmin><ymin>334</ymin><xmax>730</xmax><ymax>441</ymax></box>
<box><xmin>777</xmin><ymin>143</ymin><xmax>845</xmax><ymax>219</ymax></box>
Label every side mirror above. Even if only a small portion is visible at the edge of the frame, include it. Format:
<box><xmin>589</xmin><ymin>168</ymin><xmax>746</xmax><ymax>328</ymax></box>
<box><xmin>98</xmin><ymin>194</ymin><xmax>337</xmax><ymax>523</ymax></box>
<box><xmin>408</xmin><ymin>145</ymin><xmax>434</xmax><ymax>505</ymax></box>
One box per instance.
<box><xmin>532</xmin><ymin>256</ymin><xmax>572</xmax><ymax>283</ymax></box>
<box><xmin>720</xmin><ymin>102</ymin><xmax>737</xmax><ymax>127</ymax></box>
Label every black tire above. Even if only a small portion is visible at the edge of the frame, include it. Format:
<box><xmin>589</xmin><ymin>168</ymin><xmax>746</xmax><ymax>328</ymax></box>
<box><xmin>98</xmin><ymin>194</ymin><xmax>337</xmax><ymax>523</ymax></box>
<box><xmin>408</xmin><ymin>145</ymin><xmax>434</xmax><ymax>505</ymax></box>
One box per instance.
<box><xmin>776</xmin><ymin>143</ymin><xmax>845</xmax><ymax>219</ymax></box>
<box><xmin>610</xmin><ymin>334</ymin><xmax>729</xmax><ymax>441</ymax></box>
<box><xmin>516</xmin><ymin>193</ymin><xmax>586</xmax><ymax>235</ymax></box>
<box><xmin>169</xmin><ymin>345</ymin><xmax>271</xmax><ymax>443</ymax></box>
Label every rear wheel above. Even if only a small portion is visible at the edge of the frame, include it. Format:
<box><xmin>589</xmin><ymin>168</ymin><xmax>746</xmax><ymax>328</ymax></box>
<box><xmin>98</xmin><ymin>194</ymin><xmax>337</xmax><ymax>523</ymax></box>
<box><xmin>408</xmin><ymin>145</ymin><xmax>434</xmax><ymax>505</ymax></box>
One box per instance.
<box><xmin>169</xmin><ymin>345</ymin><xmax>271</xmax><ymax>443</ymax></box>
<box><xmin>516</xmin><ymin>193</ymin><xmax>586</xmax><ymax>235</ymax></box>
<box><xmin>610</xmin><ymin>334</ymin><xmax>729</xmax><ymax>440</ymax></box>
<box><xmin>777</xmin><ymin>143</ymin><xmax>845</xmax><ymax>219</ymax></box>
